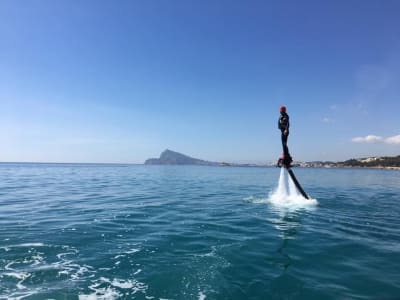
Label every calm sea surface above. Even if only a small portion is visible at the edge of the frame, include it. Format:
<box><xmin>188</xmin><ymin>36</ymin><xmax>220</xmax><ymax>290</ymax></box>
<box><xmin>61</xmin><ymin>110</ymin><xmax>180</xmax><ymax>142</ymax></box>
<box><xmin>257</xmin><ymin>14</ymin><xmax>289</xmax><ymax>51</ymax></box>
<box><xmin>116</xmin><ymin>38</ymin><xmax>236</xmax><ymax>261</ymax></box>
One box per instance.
<box><xmin>1</xmin><ymin>163</ymin><xmax>400</xmax><ymax>300</ymax></box>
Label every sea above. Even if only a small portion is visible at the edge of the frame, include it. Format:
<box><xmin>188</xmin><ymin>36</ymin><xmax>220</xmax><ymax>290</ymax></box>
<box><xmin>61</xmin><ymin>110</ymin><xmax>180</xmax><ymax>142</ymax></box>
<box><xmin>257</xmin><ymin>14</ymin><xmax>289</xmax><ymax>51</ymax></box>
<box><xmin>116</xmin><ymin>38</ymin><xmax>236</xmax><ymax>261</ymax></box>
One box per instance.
<box><xmin>1</xmin><ymin>163</ymin><xmax>400</xmax><ymax>300</ymax></box>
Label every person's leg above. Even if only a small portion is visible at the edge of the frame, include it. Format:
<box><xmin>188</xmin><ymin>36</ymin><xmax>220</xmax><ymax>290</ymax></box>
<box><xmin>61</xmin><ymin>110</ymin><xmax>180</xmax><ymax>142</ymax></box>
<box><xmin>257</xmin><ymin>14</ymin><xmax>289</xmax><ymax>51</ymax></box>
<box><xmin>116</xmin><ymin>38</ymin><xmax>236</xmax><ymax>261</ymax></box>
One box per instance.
<box><xmin>281</xmin><ymin>133</ymin><xmax>292</xmax><ymax>165</ymax></box>
<box><xmin>281</xmin><ymin>133</ymin><xmax>289</xmax><ymax>156</ymax></box>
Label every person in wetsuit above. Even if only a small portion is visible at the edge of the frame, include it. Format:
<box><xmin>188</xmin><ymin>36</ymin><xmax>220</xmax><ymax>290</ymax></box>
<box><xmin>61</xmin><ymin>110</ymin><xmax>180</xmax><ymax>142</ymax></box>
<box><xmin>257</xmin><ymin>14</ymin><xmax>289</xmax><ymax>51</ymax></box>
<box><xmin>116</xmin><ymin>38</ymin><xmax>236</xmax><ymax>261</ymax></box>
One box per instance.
<box><xmin>278</xmin><ymin>105</ymin><xmax>292</xmax><ymax>166</ymax></box>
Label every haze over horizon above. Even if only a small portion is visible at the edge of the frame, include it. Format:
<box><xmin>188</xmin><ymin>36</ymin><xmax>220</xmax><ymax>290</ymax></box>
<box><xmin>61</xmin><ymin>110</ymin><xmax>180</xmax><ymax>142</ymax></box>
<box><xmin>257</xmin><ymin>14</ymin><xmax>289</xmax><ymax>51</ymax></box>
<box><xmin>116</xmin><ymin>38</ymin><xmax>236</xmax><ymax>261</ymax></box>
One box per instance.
<box><xmin>1</xmin><ymin>0</ymin><xmax>400</xmax><ymax>164</ymax></box>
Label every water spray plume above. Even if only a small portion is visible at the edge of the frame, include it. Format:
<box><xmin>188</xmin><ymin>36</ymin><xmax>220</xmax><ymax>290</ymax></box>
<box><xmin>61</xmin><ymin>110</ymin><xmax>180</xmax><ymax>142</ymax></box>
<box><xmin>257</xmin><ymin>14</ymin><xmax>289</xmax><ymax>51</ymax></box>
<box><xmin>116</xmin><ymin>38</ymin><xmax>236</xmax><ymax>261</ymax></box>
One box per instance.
<box><xmin>269</xmin><ymin>168</ymin><xmax>318</xmax><ymax>209</ymax></box>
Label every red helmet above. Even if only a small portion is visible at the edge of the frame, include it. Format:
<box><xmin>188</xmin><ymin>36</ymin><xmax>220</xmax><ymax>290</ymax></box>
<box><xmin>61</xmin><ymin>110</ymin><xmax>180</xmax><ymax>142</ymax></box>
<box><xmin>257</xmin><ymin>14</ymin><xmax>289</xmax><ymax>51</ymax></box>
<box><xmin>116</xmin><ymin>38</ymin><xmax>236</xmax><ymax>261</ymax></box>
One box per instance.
<box><xmin>280</xmin><ymin>105</ymin><xmax>286</xmax><ymax>112</ymax></box>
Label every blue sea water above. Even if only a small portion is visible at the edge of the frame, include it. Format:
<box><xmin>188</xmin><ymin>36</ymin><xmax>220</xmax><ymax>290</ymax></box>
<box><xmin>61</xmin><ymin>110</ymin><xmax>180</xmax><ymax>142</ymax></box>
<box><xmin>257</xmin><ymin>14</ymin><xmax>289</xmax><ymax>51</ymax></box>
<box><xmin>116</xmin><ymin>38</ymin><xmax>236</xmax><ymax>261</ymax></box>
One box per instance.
<box><xmin>1</xmin><ymin>163</ymin><xmax>400</xmax><ymax>300</ymax></box>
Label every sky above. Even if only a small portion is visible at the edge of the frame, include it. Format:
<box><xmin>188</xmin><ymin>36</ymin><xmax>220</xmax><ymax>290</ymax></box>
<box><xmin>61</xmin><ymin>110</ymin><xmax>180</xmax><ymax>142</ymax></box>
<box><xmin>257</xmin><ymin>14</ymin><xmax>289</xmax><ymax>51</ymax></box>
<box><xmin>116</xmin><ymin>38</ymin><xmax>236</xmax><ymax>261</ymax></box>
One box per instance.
<box><xmin>1</xmin><ymin>0</ymin><xmax>400</xmax><ymax>163</ymax></box>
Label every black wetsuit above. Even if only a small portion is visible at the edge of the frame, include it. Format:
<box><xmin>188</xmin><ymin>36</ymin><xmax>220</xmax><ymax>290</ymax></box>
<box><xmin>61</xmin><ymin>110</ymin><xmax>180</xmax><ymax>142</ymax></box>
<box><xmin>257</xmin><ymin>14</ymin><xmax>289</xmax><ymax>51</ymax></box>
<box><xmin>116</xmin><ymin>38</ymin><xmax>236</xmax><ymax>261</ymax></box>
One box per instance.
<box><xmin>278</xmin><ymin>112</ymin><xmax>290</xmax><ymax>159</ymax></box>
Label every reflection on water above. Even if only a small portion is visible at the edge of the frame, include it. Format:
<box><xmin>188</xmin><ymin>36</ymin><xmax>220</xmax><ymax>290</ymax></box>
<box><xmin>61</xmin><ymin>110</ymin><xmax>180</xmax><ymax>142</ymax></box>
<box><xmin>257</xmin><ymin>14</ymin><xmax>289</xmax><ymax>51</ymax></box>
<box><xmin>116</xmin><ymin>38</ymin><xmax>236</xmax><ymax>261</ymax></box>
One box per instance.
<box><xmin>275</xmin><ymin>212</ymin><xmax>301</xmax><ymax>240</ymax></box>
<box><xmin>269</xmin><ymin>210</ymin><xmax>305</xmax><ymax>298</ymax></box>
<box><xmin>272</xmin><ymin>211</ymin><xmax>302</xmax><ymax>268</ymax></box>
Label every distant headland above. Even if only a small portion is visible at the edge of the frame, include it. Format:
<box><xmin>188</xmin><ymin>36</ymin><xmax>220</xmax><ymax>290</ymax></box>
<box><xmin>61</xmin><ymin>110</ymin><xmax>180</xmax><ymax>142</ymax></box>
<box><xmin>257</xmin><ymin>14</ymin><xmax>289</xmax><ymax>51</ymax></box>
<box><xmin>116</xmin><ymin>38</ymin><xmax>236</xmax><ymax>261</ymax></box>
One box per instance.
<box><xmin>145</xmin><ymin>150</ymin><xmax>400</xmax><ymax>169</ymax></box>
<box><xmin>145</xmin><ymin>149</ymin><xmax>218</xmax><ymax>166</ymax></box>
<box><xmin>144</xmin><ymin>149</ymin><xmax>260</xmax><ymax>167</ymax></box>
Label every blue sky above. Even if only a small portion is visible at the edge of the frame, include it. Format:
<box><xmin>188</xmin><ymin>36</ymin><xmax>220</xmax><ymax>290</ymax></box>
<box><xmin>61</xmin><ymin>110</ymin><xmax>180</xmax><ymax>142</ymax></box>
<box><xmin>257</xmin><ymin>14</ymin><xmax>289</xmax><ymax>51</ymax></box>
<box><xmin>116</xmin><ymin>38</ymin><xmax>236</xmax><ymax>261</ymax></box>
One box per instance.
<box><xmin>1</xmin><ymin>0</ymin><xmax>400</xmax><ymax>163</ymax></box>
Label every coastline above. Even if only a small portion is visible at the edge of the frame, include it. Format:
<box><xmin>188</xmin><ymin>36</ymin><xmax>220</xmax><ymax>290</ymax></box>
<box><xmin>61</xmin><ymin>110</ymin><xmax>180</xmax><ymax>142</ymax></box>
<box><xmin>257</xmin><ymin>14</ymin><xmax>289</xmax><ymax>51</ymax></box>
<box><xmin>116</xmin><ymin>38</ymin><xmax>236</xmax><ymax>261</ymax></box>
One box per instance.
<box><xmin>1</xmin><ymin>161</ymin><xmax>399</xmax><ymax>170</ymax></box>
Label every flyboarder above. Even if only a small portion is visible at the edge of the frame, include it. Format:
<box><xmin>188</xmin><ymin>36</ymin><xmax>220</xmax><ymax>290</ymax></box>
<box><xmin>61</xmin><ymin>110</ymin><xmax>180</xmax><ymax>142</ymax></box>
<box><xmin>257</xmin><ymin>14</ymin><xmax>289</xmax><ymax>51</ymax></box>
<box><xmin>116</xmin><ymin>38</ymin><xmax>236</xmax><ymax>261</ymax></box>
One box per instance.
<box><xmin>277</xmin><ymin>105</ymin><xmax>293</xmax><ymax>167</ymax></box>
<box><xmin>275</xmin><ymin>105</ymin><xmax>309</xmax><ymax>199</ymax></box>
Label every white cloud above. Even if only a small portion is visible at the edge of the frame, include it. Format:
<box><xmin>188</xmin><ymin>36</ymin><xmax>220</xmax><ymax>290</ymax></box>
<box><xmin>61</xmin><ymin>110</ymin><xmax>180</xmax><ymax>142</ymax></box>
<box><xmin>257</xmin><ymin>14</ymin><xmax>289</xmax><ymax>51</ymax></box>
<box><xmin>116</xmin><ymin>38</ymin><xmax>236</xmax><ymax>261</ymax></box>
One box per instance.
<box><xmin>352</xmin><ymin>134</ymin><xmax>400</xmax><ymax>145</ymax></box>
<box><xmin>385</xmin><ymin>135</ymin><xmax>400</xmax><ymax>144</ymax></box>
<box><xmin>352</xmin><ymin>135</ymin><xmax>383</xmax><ymax>143</ymax></box>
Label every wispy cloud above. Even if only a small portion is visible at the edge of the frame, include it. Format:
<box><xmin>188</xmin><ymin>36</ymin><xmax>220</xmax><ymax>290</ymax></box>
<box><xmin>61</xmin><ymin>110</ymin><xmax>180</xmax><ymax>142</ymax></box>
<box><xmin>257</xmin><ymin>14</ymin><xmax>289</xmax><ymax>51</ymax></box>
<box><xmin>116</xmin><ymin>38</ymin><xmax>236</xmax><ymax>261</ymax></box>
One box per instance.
<box><xmin>352</xmin><ymin>135</ymin><xmax>383</xmax><ymax>143</ymax></box>
<box><xmin>322</xmin><ymin>104</ymin><xmax>337</xmax><ymax>123</ymax></box>
<box><xmin>352</xmin><ymin>53</ymin><xmax>400</xmax><ymax>115</ymax></box>
<box><xmin>352</xmin><ymin>134</ymin><xmax>400</xmax><ymax>145</ymax></box>
<box><xmin>385</xmin><ymin>135</ymin><xmax>400</xmax><ymax>145</ymax></box>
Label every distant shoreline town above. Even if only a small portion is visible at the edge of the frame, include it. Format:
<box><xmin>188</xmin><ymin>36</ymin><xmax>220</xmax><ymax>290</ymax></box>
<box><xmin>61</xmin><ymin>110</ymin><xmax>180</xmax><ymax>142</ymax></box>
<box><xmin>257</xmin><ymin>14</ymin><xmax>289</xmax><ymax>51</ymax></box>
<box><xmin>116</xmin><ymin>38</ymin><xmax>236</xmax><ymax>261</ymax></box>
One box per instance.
<box><xmin>145</xmin><ymin>149</ymin><xmax>400</xmax><ymax>170</ymax></box>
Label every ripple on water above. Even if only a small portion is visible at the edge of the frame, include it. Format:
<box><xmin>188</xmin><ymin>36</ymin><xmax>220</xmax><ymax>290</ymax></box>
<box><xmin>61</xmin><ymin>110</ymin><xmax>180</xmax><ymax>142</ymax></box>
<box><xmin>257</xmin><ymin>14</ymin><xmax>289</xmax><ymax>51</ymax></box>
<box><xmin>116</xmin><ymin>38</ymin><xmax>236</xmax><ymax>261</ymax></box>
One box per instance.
<box><xmin>1</xmin><ymin>164</ymin><xmax>400</xmax><ymax>299</ymax></box>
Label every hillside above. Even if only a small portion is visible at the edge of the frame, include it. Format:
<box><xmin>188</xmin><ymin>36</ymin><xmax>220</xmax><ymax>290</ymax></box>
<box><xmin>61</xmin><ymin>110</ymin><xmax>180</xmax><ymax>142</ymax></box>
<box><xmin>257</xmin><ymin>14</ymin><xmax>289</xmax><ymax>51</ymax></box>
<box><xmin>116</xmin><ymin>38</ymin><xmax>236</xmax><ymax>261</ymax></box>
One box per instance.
<box><xmin>340</xmin><ymin>156</ymin><xmax>400</xmax><ymax>168</ymax></box>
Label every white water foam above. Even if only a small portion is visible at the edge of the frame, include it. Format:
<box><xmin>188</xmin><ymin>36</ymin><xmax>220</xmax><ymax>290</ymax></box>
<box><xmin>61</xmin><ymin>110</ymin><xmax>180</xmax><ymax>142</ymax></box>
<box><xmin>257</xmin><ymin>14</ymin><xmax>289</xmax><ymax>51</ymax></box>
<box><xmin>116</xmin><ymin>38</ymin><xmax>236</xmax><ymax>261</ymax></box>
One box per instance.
<box><xmin>268</xmin><ymin>168</ymin><xmax>318</xmax><ymax>209</ymax></box>
<box><xmin>78</xmin><ymin>276</ymin><xmax>148</xmax><ymax>300</ymax></box>
<box><xmin>78</xmin><ymin>286</ymin><xmax>121</xmax><ymax>300</ymax></box>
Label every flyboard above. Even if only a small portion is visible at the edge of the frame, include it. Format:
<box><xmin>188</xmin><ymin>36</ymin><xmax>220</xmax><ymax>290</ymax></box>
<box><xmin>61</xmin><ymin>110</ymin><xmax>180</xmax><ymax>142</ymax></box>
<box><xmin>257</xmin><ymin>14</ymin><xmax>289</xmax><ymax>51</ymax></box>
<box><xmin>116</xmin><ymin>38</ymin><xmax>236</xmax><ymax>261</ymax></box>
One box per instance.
<box><xmin>277</xmin><ymin>156</ymin><xmax>309</xmax><ymax>199</ymax></box>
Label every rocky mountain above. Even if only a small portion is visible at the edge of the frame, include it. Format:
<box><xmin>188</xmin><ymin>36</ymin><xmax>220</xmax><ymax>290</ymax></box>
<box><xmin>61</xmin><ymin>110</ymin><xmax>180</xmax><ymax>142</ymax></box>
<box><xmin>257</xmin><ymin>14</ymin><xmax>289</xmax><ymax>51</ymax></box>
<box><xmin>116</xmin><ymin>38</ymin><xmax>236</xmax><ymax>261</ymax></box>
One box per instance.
<box><xmin>145</xmin><ymin>149</ymin><xmax>218</xmax><ymax>166</ymax></box>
